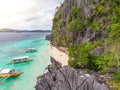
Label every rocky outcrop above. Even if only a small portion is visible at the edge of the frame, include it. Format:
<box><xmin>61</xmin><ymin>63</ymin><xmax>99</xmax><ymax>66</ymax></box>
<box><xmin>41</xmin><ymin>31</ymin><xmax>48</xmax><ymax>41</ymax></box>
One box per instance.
<box><xmin>46</xmin><ymin>34</ymin><xmax>52</xmax><ymax>41</ymax></box>
<box><xmin>91</xmin><ymin>46</ymin><xmax>104</xmax><ymax>56</ymax></box>
<box><xmin>35</xmin><ymin>57</ymin><xmax>110</xmax><ymax>90</ymax></box>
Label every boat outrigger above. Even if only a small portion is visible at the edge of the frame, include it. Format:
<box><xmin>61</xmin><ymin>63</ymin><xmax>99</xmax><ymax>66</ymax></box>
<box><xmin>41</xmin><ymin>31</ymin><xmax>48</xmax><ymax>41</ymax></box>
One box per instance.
<box><xmin>25</xmin><ymin>48</ymin><xmax>37</xmax><ymax>53</ymax></box>
<box><xmin>8</xmin><ymin>56</ymin><xmax>32</xmax><ymax>64</ymax></box>
<box><xmin>0</xmin><ymin>68</ymin><xmax>23</xmax><ymax>84</ymax></box>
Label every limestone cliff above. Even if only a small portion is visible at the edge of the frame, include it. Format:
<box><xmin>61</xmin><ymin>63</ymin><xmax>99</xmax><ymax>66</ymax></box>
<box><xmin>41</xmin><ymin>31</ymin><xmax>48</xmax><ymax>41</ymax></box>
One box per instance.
<box><xmin>42</xmin><ymin>0</ymin><xmax>120</xmax><ymax>89</ymax></box>
<box><xmin>51</xmin><ymin>0</ymin><xmax>115</xmax><ymax>47</ymax></box>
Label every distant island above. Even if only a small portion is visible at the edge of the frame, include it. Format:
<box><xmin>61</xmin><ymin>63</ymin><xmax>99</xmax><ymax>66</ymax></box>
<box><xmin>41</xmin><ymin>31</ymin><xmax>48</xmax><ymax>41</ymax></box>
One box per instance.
<box><xmin>0</xmin><ymin>28</ymin><xmax>51</xmax><ymax>32</ymax></box>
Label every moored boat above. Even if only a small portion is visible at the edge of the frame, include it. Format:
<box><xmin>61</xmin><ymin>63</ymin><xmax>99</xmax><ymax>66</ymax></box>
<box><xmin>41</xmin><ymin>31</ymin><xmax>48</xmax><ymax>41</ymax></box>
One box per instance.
<box><xmin>0</xmin><ymin>68</ymin><xmax>23</xmax><ymax>84</ymax></box>
<box><xmin>8</xmin><ymin>56</ymin><xmax>32</xmax><ymax>64</ymax></box>
<box><xmin>25</xmin><ymin>48</ymin><xmax>37</xmax><ymax>53</ymax></box>
<box><xmin>0</xmin><ymin>69</ymin><xmax>22</xmax><ymax>78</ymax></box>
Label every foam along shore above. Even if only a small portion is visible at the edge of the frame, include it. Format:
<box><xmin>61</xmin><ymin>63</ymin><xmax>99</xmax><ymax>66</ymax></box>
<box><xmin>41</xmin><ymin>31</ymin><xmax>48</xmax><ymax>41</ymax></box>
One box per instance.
<box><xmin>48</xmin><ymin>44</ymin><xmax>69</xmax><ymax>66</ymax></box>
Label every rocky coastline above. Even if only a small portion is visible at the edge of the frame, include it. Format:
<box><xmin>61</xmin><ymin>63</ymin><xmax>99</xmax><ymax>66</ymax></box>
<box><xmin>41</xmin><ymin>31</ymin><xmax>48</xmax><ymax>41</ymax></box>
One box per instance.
<box><xmin>35</xmin><ymin>57</ymin><xmax>110</xmax><ymax>90</ymax></box>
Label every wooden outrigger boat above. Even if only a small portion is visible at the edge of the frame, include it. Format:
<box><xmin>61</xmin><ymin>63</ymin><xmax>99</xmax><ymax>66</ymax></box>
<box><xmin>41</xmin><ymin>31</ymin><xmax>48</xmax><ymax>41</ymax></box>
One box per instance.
<box><xmin>25</xmin><ymin>48</ymin><xmax>37</xmax><ymax>53</ymax></box>
<box><xmin>0</xmin><ymin>68</ymin><xmax>23</xmax><ymax>84</ymax></box>
<box><xmin>8</xmin><ymin>56</ymin><xmax>32</xmax><ymax>64</ymax></box>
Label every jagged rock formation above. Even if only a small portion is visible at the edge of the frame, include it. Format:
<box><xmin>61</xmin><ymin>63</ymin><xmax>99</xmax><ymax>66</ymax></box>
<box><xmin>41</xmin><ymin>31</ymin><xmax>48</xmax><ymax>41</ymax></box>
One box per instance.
<box><xmin>35</xmin><ymin>57</ymin><xmax>110</xmax><ymax>90</ymax></box>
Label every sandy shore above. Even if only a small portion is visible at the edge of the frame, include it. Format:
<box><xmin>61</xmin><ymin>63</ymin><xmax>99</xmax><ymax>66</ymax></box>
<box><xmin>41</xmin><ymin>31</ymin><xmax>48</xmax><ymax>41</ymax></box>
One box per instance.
<box><xmin>48</xmin><ymin>44</ymin><xmax>69</xmax><ymax>66</ymax></box>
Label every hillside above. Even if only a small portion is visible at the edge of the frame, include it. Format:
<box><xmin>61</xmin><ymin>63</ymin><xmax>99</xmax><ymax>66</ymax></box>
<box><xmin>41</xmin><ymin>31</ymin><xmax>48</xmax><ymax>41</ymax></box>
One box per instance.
<box><xmin>50</xmin><ymin>0</ymin><xmax>120</xmax><ymax>89</ymax></box>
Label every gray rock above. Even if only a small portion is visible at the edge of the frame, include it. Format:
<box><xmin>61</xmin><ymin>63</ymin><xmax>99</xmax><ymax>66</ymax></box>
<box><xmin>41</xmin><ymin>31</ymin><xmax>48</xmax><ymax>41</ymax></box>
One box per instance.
<box><xmin>46</xmin><ymin>34</ymin><xmax>52</xmax><ymax>41</ymax></box>
<box><xmin>35</xmin><ymin>57</ymin><xmax>110</xmax><ymax>90</ymax></box>
<box><xmin>91</xmin><ymin>46</ymin><xmax>104</xmax><ymax>56</ymax></box>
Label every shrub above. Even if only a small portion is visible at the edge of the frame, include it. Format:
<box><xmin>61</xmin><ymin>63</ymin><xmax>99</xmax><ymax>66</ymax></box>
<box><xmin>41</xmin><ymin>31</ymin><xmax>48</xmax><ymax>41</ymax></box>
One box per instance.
<box><xmin>113</xmin><ymin>72</ymin><xmax>120</xmax><ymax>83</ymax></box>
<box><xmin>67</xmin><ymin>6</ymin><xmax>84</xmax><ymax>33</ymax></box>
<box><xmin>91</xmin><ymin>22</ymin><xmax>100</xmax><ymax>32</ymax></box>
<box><xmin>67</xmin><ymin>19</ymin><xmax>83</xmax><ymax>33</ymax></box>
<box><xmin>108</xmin><ymin>23</ymin><xmax>120</xmax><ymax>41</ymax></box>
<box><xmin>68</xmin><ymin>42</ymin><xmax>102</xmax><ymax>70</ymax></box>
<box><xmin>68</xmin><ymin>6</ymin><xmax>82</xmax><ymax>22</ymax></box>
<box><xmin>93</xmin><ymin>5</ymin><xmax>105</xmax><ymax>16</ymax></box>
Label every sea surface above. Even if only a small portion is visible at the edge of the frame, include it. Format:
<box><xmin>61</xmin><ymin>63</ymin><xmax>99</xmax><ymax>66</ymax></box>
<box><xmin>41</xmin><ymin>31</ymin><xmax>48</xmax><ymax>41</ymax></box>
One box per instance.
<box><xmin>0</xmin><ymin>32</ymin><xmax>51</xmax><ymax>90</ymax></box>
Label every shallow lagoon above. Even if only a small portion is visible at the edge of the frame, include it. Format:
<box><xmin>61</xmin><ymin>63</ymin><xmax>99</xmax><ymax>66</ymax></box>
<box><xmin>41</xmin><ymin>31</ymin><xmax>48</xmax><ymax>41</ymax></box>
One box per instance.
<box><xmin>0</xmin><ymin>32</ymin><xmax>50</xmax><ymax>90</ymax></box>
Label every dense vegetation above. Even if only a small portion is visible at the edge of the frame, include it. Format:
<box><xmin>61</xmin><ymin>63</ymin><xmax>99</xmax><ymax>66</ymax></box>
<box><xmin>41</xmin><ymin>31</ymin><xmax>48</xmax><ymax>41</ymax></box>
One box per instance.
<box><xmin>52</xmin><ymin>0</ymin><xmax>120</xmax><ymax>89</ymax></box>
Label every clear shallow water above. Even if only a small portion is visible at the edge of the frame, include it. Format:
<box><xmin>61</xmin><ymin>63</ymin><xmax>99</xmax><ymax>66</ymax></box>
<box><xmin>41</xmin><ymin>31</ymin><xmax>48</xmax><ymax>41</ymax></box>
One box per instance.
<box><xmin>0</xmin><ymin>32</ymin><xmax>51</xmax><ymax>90</ymax></box>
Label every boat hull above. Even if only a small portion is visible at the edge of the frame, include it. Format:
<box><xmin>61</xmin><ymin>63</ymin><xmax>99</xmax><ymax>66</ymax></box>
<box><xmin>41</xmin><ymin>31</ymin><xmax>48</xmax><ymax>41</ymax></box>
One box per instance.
<box><xmin>0</xmin><ymin>72</ymin><xmax>23</xmax><ymax>78</ymax></box>
<box><xmin>25</xmin><ymin>50</ymin><xmax>37</xmax><ymax>53</ymax></box>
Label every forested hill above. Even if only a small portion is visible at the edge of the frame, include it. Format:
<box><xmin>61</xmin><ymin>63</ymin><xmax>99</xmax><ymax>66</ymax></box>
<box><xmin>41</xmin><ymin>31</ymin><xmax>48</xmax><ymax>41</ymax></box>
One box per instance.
<box><xmin>51</xmin><ymin>0</ymin><xmax>120</xmax><ymax>89</ymax></box>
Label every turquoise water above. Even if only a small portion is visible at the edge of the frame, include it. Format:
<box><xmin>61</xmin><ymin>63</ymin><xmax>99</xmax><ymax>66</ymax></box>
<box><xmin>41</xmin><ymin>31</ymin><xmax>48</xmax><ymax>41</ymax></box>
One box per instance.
<box><xmin>0</xmin><ymin>32</ymin><xmax>50</xmax><ymax>90</ymax></box>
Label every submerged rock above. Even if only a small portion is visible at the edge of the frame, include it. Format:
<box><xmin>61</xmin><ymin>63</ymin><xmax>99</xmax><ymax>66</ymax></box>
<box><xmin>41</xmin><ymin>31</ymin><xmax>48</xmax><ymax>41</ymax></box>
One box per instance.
<box><xmin>35</xmin><ymin>57</ymin><xmax>110</xmax><ymax>90</ymax></box>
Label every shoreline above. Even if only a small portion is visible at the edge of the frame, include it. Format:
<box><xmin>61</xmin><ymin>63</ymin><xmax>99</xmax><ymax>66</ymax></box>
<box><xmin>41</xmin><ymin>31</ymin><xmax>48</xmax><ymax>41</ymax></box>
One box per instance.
<box><xmin>48</xmin><ymin>44</ymin><xmax>69</xmax><ymax>66</ymax></box>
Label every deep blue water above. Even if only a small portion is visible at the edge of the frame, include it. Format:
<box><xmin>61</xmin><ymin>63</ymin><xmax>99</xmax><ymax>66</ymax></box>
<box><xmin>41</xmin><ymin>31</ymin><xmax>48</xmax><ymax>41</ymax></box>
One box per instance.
<box><xmin>0</xmin><ymin>32</ymin><xmax>51</xmax><ymax>90</ymax></box>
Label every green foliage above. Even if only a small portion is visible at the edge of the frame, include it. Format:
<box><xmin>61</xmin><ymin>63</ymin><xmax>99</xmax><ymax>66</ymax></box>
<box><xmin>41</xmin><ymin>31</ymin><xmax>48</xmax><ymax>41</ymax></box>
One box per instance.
<box><xmin>111</xmin><ymin>15</ymin><xmax>120</xmax><ymax>24</ymax></box>
<box><xmin>68</xmin><ymin>39</ymin><xmax>120</xmax><ymax>72</ymax></box>
<box><xmin>52</xmin><ymin>10</ymin><xmax>62</xmax><ymax>44</ymax></box>
<box><xmin>68</xmin><ymin>43</ymin><xmax>90</xmax><ymax>68</ymax></box>
<box><xmin>68</xmin><ymin>6</ymin><xmax>82</xmax><ymax>21</ymax></box>
<box><xmin>113</xmin><ymin>72</ymin><xmax>120</xmax><ymax>83</ymax></box>
<box><xmin>52</xmin><ymin>0</ymin><xmax>120</xmax><ymax>78</ymax></box>
<box><xmin>68</xmin><ymin>42</ymin><xmax>102</xmax><ymax>70</ymax></box>
<box><xmin>53</xmin><ymin>10</ymin><xmax>61</xmax><ymax>21</ymax></box>
<box><xmin>109</xmin><ymin>80</ymin><xmax>120</xmax><ymax>90</ymax></box>
<box><xmin>68</xmin><ymin>41</ymin><xmax>120</xmax><ymax>72</ymax></box>
<box><xmin>113</xmin><ymin>6</ymin><xmax>120</xmax><ymax>17</ymax></box>
<box><xmin>113</xmin><ymin>0</ymin><xmax>120</xmax><ymax>16</ymax></box>
<box><xmin>67</xmin><ymin>0</ymin><xmax>71</xmax><ymax>3</ymax></box>
<box><xmin>92</xmin><ymin>0</ymin><xmax>110</xmax><ymax>16</ymax></box>
<box><xmin>108</xmin><ymin>23</ymin><xmax>120</xmax><ymax>41</ymax></box>
<box><xmin>86</xmin><ymin>17</ymin><xmax>100</xmax><ymax>32</ymax></box>
<box><xmin>67</xmin><ymin>6</ymin><xmax>84</xmax><ymax>33</ymax></box>
<box><xmin>67</xmin><ymin>19</ymin><xmax>83</xmax><ymax>33</ymax></box>
<box><xmin>93</xmin><ymin>4</ymin><xmax>105</xmax><ymax>16</ymax></box>
<box><xmin>59</xmin><ymin>34</ymin><xmax>67</xmax><ymax>46</ymax></box>
<box><xmin>91</xmin><ymin>22</ymin><xmax>100</xmax><ymax>32</ymax></box>
<box><xmin>86</xmin><ymin>17</ymin><xmax>92</xmax><ymax>27</ymax></box>
<box><xmin>105</xmin><ymin>1</ymin><xmax>120</xmax><ymax>74</ymax></box>
<box><xmin>60</xmin><ymin>19</ymin><xmax>66</xmax><ymax>25</ymax></box>
<box><xmin>95</xmin><ymin>51</ymin><xmax>113</xmax><ymax>72</ymax></box>
<box><xmin>99</xmin><ymin>0</ymin><xmax>105</xmax><ymax>5</ymax></box>
<box><xmin>87</xmin><ymin>54</ymin><xmax>100</xmax><ymax>70</ymax></box>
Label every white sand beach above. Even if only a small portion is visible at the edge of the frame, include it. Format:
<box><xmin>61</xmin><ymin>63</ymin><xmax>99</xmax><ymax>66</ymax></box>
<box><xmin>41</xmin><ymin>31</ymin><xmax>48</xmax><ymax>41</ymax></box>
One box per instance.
<box><xmin>48</xmin><ymin>44</ymin><xmax>69</xmax><ymax>66</ymax></box>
